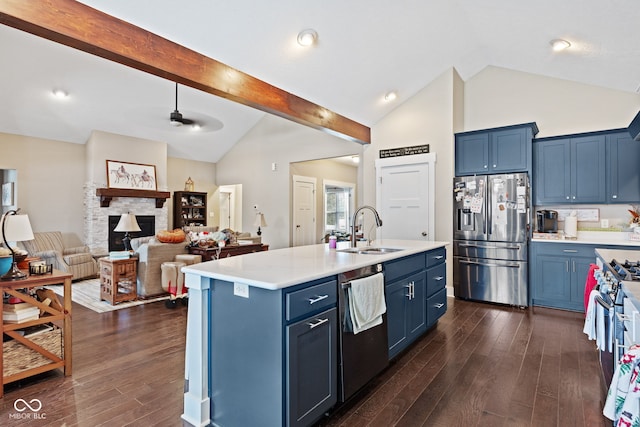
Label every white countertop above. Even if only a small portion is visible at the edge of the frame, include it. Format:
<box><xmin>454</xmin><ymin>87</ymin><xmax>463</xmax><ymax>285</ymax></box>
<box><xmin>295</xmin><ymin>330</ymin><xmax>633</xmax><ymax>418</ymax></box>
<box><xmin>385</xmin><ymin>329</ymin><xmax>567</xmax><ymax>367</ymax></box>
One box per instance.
<box><xmin>532</xmin><ymin>231</ymin><xmax>640</xmax><ymax>247</ymax></box>
<box><xmin>182</xmin><ymin>239</ymin><xmax>449</xmax><ymax>290</ymax></box>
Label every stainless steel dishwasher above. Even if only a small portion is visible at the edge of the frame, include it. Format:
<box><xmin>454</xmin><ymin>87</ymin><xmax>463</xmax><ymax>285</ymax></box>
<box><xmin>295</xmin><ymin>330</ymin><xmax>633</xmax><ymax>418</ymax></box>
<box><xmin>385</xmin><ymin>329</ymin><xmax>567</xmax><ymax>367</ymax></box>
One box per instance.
<box><xmin>338</xmin><ymin>263</ymin><xmax>389</xmax><ymax>402</ymax></box>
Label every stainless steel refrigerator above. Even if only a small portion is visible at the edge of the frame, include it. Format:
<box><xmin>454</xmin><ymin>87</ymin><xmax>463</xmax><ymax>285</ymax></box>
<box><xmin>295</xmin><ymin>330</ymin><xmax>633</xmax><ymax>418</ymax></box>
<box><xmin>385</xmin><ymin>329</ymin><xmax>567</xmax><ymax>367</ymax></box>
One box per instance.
<box><xmin>453</xmin><ymin>173</ymin><xmax>530</xmax><ymax>306</ymax></box>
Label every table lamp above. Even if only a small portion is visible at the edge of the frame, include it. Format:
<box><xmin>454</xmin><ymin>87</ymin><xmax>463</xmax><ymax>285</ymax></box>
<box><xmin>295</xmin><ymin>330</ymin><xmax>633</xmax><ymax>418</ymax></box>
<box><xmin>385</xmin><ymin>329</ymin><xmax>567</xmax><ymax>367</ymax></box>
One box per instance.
<box><xmin>254</xmin><ymin>212</ymin><xmax>267</xmax><ymax>236</ymax></box>
<box><xmin>1</xmin><ymin>209</ymin><xmax>34</xmax><ymax>281</ymax></box>
<box><xmin>114</xmin><ymin>213</ymin><xmax>141</xmax><ymax>252</ymax></box>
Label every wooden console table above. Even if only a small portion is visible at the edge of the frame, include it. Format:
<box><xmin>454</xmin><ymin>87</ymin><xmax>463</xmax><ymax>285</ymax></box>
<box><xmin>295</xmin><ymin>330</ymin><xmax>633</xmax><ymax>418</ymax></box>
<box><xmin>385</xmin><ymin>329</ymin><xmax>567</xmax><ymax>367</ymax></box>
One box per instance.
<box><xmin>188</xmin><ymin>243</ymin><xmax>269</xmax><ymax>261</ymax></box>
<box><xmin>0</xmin><ymin>269</ymin><xmax>73</xmax><ymax>397</ymax></box>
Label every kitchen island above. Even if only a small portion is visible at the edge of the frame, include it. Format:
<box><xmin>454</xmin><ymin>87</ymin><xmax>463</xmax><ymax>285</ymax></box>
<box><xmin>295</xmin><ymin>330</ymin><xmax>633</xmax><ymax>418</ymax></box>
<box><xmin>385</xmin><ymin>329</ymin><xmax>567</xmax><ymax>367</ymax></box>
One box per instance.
<box><xmin>181</xmin><ymin>239</ymin><xmax>448</xmax><ymax>427</ymax></box>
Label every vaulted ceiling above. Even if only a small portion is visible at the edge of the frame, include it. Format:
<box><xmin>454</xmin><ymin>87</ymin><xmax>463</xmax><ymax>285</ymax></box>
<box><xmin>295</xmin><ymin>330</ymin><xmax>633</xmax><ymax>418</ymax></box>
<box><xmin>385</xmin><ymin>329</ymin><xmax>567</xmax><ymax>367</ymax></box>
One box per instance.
<box><xmin>1</xmin><ymin>0</ymin><xmax>639</xmax><ymax>162</ymax></box>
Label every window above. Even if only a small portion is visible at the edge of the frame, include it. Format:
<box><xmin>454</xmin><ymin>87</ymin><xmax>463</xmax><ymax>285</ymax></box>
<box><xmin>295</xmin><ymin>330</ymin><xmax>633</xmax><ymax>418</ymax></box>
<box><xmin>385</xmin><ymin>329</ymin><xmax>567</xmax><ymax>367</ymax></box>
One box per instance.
<box><xmin>323</xmin><ymin>180</ymin><xmax>355</xmax><ymax>234</ymax></box>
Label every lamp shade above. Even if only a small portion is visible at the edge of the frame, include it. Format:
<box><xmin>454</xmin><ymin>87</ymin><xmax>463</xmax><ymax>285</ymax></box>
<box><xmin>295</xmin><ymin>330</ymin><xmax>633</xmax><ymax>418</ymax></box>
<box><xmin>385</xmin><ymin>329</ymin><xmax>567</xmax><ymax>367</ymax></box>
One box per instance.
<box><xmin>254</xmin><ymin>213</ymin><xmax>267</xmax><ymax>228</ymax></box>
<box><xmin>4</xmin><ymin>214</ymin><xmax>34</xmax><ymax>242</ymax></box>
<box><xmin>114</xmin><ymin>213</ymin><xmax>141</xmax><ymax>233</ymax></box>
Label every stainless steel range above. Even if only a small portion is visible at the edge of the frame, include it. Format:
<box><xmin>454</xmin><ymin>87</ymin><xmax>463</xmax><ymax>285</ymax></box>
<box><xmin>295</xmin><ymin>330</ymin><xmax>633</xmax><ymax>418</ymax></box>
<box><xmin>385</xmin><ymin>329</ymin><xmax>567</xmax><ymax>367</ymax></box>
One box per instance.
<box><xmin>594</xmin><ymin>258</ymin><xmax>640</xmax><ymax>386</ymax></box>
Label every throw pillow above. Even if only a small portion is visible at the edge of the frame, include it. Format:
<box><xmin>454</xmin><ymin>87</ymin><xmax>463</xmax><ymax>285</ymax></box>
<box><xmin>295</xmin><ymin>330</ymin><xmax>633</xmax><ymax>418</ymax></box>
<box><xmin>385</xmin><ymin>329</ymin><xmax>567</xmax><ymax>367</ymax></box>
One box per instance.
<box><xmin>156</xmin><ymin>229</ymin><xmax>186</xmax><ymax>243</ymax></box>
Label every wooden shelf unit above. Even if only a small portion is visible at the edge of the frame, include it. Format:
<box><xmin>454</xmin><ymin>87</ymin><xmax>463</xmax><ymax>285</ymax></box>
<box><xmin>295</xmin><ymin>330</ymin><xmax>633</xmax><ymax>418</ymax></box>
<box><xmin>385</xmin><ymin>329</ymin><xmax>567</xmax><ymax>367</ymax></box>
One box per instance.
<box><xmin>173</xmin><ymin>191</ymin><xmax>207</xmax><ymax>229</ymax></box>
<box><xmin>0</xmin><ymin>270</ymin><xmax>73</xmax><ymax>397</ymax></box>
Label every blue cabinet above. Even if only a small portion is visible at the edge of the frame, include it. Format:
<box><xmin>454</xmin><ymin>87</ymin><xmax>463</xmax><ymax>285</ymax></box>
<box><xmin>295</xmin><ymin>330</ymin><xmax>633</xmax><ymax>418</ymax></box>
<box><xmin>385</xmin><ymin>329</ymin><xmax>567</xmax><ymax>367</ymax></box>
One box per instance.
<box><xmin>385</xmin><ymin>247</ymin><xmax>447</xmax><ymax>359</ymax></box>
<box><xmin>607</xmin><ymin>130</ymin><xmax>640</xmax><ymax>203</ymax></box>
<box><xmin>455</xmin><ymin>123</ymin><xmax>538</xmax><ymax>176</ymax></box>
<box><xmin>530</xmin><ymin>242</ymin><xmax>629</xmax><ymax>312</ymax></box>
<box><xmin>208</xmin><ymin>276</ymin><xmax>338</xmax><ymax>427</ymax></box>
<box><xmin>533</xmin><ymin>134</ymin><xmax>606</xmax><ymax>204</ymax></box>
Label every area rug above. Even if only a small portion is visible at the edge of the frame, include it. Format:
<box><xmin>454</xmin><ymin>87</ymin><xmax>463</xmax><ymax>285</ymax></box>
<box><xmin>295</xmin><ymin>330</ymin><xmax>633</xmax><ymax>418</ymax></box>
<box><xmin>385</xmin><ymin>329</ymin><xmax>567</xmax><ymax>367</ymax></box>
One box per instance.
<box><xmin>45</xmin><ymin>278</ymin><xmax>169</xmax><ymax>313</ymax></box>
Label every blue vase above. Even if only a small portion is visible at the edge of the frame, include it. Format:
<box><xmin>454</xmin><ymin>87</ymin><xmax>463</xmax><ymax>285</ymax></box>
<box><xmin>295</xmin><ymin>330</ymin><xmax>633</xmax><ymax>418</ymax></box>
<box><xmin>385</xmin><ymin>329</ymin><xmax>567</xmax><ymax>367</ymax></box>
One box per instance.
<box><xmin>0</xmin><ymin>256</ymin><xmax>13</xmax><ymax>276</ymax></box>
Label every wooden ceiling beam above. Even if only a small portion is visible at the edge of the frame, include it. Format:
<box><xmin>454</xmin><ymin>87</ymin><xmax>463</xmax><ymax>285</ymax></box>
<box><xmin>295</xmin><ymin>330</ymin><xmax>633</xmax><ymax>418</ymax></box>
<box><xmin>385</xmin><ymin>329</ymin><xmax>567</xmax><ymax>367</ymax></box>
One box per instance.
<box><xmin>0</xmin><ymin>0</ymin><xmax>371</xmax><ymax>144</ymax></box>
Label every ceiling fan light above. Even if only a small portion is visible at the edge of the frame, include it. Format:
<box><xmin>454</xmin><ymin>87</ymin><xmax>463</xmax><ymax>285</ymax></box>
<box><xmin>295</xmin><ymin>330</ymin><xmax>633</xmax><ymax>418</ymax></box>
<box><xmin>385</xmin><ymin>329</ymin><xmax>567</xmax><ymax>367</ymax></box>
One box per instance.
<box><xmin>550</xmin><ymin>38</ymin><xmax>571</xmax><ymax>51</ymax></box>
<box><xmin>297</xmin><ymin>29</ymin><xmax>318</xmax><ymax>47</ymax></box>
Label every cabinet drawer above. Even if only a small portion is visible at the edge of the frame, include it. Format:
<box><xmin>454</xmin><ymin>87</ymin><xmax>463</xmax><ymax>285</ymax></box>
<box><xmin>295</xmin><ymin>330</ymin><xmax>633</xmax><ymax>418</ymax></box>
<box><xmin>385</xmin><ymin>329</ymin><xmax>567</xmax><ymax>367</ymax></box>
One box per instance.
<box><xmin>286</xmin><ymin>280</ymin><xmax>337</xmax><ymax>321</ymax></box>
<box><xmin>531</xmin><ymin>243</ymin><xmax>595</xmax><ymax>258</ymax></box>
<box><xmin>427</xmin><ymin>287</ymin><xmax>447</xmax><ymax>326</ymax></box>
<box><xmin>426</xmin><ymin>263</ymin><xmax>446</xmax><ymax>296</ymax></box>
<box><xmin>385</xmin><ymin>253</ymin><xmax>426</xmax><ymax>283</ymax></box>
<box><xmin>426</xmin><ymin>247</ymin><xmax>446</xmax><ymax>268</ymax></box>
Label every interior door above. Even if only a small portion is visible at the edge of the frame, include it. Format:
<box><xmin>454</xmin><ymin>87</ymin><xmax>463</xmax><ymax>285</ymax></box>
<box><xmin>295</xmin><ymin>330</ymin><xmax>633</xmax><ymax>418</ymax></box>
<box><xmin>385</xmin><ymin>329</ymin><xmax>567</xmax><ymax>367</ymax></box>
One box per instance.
<box><xmin>292</xmin><ymin>175</ymin><xmax>316</xmax><ymax>246</ymax></box>
<box><xmin>375</xmin><ymin>154</ymin><xmax>435</xmax><ymax>241</ymax></box>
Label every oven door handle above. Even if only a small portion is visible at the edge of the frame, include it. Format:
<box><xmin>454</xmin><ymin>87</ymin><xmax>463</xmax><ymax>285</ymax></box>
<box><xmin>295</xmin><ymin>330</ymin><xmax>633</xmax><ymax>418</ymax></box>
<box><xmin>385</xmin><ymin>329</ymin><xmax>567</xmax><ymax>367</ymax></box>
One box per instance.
<box><xmin>595</xmin><ymin>294</ymin><xmax>612</xmax><ymax>310</ymax></box>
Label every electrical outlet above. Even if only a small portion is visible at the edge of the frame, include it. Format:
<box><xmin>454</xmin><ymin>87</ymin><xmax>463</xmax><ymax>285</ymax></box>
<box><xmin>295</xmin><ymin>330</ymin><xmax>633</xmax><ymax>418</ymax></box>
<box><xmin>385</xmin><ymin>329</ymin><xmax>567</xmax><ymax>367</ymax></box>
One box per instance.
<box><xmin>233</xmin><ymin>283</ymin><xmax>249</xmax><ymax>298</ymax></box>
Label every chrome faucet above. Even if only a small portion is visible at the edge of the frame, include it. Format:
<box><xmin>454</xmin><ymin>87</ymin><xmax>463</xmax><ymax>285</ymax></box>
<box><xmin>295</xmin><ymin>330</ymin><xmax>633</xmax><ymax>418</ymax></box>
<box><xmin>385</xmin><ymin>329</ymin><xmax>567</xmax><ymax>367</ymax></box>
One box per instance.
<box><xmin>350</xmin><ymin>205</ymin><xmax>383</xmax><ymax>247</ymax></box>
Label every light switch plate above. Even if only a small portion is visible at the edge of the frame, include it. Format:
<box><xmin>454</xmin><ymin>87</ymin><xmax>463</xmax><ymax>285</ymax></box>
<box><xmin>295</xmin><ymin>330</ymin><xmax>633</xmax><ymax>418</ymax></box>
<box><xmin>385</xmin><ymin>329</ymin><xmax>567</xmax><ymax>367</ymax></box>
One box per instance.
<box><xmin>233</xmin><ymin>282</ymin><xmax>249</xmax><ymax>298</ymax></box>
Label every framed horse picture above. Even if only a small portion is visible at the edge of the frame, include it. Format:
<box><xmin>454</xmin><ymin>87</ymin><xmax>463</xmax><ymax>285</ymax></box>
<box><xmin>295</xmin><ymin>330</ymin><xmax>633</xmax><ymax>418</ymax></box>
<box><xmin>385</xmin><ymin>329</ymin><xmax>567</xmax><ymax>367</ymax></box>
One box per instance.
<box><xmin>106</xmin><ymin>160</ymin><xmax>157</xmax><ymax>191</ymax></box>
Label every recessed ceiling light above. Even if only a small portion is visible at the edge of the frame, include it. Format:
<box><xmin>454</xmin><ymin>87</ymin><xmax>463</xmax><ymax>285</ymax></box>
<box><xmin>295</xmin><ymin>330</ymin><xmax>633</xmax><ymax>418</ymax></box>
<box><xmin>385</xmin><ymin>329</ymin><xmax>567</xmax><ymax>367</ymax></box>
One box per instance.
<box><xmin>297</xmin><ymin>29</ymin><xmax>318</xmax><ymax>47</ymax></box>
<box><xmin>550</xmin><ymin>39</ymin><xmax>571</xmax><ymax>51</ymax></box>
<box><xmin>52</xmin><ymin>89</ymin><xmax>68</xmax><ymax>99</ymax></box>
<box><xmin>384</xmin><ymin>91</ymin><xmax>397</xmax><ymax>102</ymax></box>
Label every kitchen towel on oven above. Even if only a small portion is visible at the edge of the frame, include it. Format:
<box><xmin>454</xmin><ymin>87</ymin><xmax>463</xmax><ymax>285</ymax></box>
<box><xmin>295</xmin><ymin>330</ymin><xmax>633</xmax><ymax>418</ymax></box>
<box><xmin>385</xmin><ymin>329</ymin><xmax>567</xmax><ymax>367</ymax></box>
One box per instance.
<box><xmin>604</xmin><ymin>345</ymin><xmax>640</xmax><ymax>424</ymax></box>
<box><xmin>347</xmin><ymin>273</ymin><xmax>386</xmax><ymax>334</ymax></box>
<box><xmin>583</xmin><ymin>289</ymin><xmax>609</xmax><ymax>351</ymax></box>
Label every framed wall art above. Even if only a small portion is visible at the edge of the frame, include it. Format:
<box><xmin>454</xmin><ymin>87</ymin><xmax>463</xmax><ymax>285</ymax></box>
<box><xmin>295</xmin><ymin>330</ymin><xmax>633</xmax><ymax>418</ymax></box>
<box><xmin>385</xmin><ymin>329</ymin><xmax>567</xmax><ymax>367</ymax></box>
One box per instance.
<box><xmin>2</xmin><ymin>182</ymin><xmax>13</xmax><ymax>206</ymax></box>
<box><xmin>106</xmin><ymin>160</ymin><xmax>157</xmax><ymax>191</ymax></box>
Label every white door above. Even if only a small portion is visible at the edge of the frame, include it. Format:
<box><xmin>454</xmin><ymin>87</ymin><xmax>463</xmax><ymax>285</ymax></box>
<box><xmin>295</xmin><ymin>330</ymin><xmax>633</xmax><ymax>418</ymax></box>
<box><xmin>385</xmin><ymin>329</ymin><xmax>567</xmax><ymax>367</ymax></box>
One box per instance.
<box><xmin>292</xmin><ymin>175</ymin><xmax>316</xmax><ymax>246</ymax></box>
<box><xmin>375</xmin><ymin>153</ymin><xmax>436</xmax><ymax>241</ymax></box>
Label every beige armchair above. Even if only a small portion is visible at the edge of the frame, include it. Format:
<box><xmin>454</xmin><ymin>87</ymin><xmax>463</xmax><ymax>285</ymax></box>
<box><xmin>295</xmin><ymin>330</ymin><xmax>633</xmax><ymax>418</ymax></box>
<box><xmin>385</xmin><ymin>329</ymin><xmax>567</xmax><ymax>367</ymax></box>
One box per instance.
<box><xmin>19</xmin><ymin>231</ymin><xmax>98</xmax><ymax>280</ymax></box>
<box><xmin>131</xmin><ymin>236</ymin><xmax>189</xmax><ymax>297</ymax></box>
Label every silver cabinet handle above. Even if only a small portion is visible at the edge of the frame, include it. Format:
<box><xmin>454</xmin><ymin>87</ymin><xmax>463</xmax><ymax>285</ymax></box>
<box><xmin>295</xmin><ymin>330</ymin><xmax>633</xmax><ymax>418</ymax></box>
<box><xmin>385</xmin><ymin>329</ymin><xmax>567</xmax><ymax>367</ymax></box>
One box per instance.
<box><xmin>566</xmin><ymin>196</ymin><xmax>570</xmax><ymax>200</ymax></box>
<box><xmin>434</xmin><ymin>303</ymin><xmax>445</xmax><ymax>309</ymax></box>
<box><xmin>404</xmin><ymin>283</ymin><xmax>412</xmax><ymax>300</ymax></box>
<box><xmin>307</xmin><ymin>294</ymin><xmax>329</xmax><ymax>305</ymax></box>
<box><xmin>492</xmin><ymin>164</ymin><xmax>497</xmax><ymax>168</ymax></box>
<box><xmin>307</xmin><ymin>318</ymin><xmax>329</xmax><ymax>329</ymax></box>
<box><xmin>433</xmin><ymin>255</ymin><xmax>444</xmax><ymax>259</ymax></box>
<box><xmin>613</xmin><ymin>195</ymin><xmax>618</xmax><ymax>199</ymax></box>
<box><xmin>410</xmin><ymin>281</ymin><xmax>415</xmax><ymax>299</ymax></box>
<box><xmin>562</xmin><ymin>250</ymin><xmax>578</xmax><ymax>253</ymax></box>
<box><xmin>434</xmin><ymin>276</ymin><xmax>444</xmax><ymax>281</ymax></box>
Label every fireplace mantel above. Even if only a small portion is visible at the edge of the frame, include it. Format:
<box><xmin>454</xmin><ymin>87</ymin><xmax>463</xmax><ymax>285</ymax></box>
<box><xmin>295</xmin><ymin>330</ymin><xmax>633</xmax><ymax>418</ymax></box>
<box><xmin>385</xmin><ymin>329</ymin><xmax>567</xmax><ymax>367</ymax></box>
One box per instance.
<box><xmin>96</xmin><ymin>188</ymin><xmax>171</xmax><ymax>208</ymax></box>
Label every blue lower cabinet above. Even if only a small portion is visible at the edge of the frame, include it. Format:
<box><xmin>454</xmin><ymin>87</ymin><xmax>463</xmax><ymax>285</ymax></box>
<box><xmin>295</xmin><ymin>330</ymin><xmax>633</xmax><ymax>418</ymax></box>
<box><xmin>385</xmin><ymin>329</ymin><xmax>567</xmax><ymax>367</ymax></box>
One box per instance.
<box><xmin>287</xmin><ymin>307</ymin><xmax>337</xmax><ymax>427</ymax></box>
<box><xmin>386</xmin><ymin>248</ymin><xmax>447</xmax><ymax>359</ymax></box>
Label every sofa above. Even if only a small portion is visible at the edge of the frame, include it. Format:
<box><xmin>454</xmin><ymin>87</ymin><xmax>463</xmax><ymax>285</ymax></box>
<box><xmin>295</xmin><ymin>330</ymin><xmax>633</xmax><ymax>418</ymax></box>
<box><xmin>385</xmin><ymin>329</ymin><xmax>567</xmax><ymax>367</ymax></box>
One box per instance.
<box><xmin>131</xmin><ymin>236</ymin><xmax>189</xmax><ymax>297</ymax></box>
<box><xmin>18</xmin><ymin>231</ymin><xmax>98</xmax><ymax>280</ymax></box>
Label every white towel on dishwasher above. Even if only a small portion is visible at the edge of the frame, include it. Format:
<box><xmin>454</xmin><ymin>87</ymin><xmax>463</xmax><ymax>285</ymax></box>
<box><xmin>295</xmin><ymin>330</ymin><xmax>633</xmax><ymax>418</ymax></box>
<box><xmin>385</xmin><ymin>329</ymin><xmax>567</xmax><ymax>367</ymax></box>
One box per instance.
<box><xmin>348</xmin><ymin>273</ymin><xmax>386</xmax><ymax>334</ymax></box>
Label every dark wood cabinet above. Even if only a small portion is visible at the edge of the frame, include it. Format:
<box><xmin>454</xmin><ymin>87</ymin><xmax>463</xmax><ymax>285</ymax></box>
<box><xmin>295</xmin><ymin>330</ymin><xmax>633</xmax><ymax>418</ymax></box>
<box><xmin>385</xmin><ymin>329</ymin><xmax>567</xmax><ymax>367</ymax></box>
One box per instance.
<box><xmin>188</xmin><ymin>243</ymin><xmax>268</xmax><ymax>261</ymax></box>
<box><xmin>173</xmin><ymin>191</ymin><xmax>207</xmax><ymax>229</ymax></box>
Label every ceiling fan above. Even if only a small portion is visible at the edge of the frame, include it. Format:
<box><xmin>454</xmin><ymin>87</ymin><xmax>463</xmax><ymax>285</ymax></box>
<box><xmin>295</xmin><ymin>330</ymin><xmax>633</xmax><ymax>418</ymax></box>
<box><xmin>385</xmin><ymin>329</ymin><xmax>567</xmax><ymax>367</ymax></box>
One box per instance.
<box><xmin>169</xmin><ymin>82</ymin><xmax>195</xmax><ymax>127</ymax></box>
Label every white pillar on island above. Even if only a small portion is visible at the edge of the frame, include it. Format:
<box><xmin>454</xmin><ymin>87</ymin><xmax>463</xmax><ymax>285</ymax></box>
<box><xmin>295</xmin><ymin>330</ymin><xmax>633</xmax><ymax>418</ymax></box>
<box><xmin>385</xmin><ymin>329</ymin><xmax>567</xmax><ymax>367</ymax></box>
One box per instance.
<box><xmin>181</xmin><ymin>272</ymin><xmax>211</xmax><ymax>427</ymax></box>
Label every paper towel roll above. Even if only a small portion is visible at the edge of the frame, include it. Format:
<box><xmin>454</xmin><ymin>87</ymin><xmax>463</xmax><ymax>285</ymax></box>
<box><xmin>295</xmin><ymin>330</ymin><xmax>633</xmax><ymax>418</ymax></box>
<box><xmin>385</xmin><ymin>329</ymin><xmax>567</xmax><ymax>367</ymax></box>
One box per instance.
<box><xmin>565</xmin><ymin>216</ymin><xmax>577</xmax><ymax>238</ymax></box>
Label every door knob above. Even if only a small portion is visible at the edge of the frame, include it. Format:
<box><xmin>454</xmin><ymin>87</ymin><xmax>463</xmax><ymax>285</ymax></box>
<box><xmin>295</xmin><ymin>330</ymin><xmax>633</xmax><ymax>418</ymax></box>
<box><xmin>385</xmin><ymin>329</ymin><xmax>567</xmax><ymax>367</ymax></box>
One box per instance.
<box><xmin>421</xmin><ymin>231</ymin><xmax>427</xmax><ymax>237</ymax></box>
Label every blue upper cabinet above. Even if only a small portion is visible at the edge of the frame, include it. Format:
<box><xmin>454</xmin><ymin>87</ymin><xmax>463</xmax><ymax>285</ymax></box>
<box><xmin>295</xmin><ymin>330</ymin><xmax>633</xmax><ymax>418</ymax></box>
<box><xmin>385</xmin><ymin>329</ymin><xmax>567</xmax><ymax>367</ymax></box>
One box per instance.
<box><xmin>607</xmin><ymin>131</ymin><xmax>640</xmax><ymax>203</ymax></box>
<box><xmin>534</xmin><ymin>133</ymin><xmax>606</xmax><ymax>204</ymax></box>
<box><xmin>455</xmin><ymin>123</ymin><xmax>538</xmax><ymax>176</ymax></box>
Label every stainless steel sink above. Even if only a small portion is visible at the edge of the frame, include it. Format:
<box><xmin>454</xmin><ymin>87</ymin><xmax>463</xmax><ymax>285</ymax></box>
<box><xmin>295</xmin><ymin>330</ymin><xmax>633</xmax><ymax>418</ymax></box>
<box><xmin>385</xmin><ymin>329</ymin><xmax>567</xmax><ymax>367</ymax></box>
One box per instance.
<box><xmin>336</xmin><ymin>247</ymin><xmax>403</xmax><ymax>255</ymax></box>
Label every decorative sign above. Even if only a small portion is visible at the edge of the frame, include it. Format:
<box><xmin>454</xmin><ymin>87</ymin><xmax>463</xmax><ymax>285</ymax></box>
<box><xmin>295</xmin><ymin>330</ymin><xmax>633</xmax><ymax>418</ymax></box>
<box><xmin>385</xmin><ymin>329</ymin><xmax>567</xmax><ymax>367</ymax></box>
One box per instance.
<box><xmin>379</xmin><ymin>144</ymin><xmax>429</xmax><ymax>158</ymax></box>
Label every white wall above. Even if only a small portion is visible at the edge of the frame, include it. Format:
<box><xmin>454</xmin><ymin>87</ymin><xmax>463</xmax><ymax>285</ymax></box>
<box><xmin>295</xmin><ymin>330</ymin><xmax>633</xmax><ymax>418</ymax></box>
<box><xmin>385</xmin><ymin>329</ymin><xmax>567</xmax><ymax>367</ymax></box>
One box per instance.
<box><xmin>216</xmin><ymin>114</ymin><xmax>363</xmax><ymax>249</ymax></box>
<box><xmin>464</xmin><ymin>66</ymin><xmax>640</xmax><ymax>136</ymax></box>
<box><xmin>368</xmin><ymin>67</ymin><xmax>461</xmax><ymax>288</ymax></box>
<box><xmin>0</xmin><ymin>132</ymin><xmax>85</xmax><ymax>246</ymax></box>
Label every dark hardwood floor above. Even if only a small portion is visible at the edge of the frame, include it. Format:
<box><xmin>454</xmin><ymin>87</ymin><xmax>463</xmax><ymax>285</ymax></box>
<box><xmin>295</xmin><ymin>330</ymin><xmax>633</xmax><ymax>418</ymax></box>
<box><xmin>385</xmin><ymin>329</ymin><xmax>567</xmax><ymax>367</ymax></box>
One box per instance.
<box><xmin>0</xmin><ymin>296</ymin><xmax>612</xmax><ymax>426</ymax></box>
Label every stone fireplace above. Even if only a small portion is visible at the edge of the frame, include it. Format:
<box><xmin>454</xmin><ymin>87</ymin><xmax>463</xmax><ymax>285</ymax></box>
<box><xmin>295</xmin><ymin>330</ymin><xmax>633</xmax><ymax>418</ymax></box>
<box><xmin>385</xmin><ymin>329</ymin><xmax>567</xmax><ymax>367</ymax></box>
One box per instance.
<box><xmin>84</xmin><ymin>182</ymin><xmax>169</xmax><ymax>254</ymax></box>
